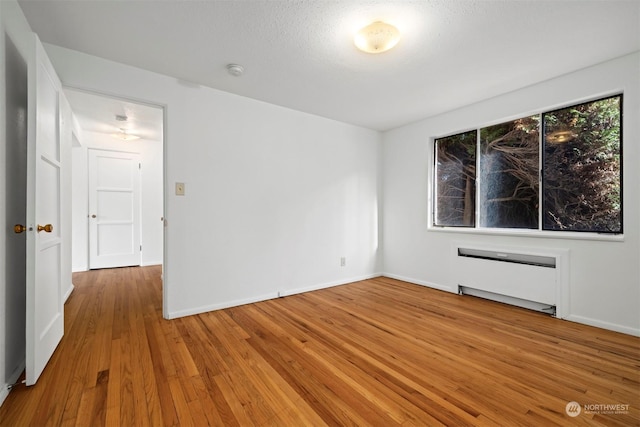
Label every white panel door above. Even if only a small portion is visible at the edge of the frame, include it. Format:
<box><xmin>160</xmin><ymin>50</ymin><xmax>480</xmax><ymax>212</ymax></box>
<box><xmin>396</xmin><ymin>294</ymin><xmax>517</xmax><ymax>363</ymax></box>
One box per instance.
<box><xmin>89</xmin><ymin>149</ymin><xmax>141</xmax><ymax>269</ymax></box>
<box><xmin>25</xmin><ymin>34</ymin><xmax>64</xmax><ymax>386</ymax></box>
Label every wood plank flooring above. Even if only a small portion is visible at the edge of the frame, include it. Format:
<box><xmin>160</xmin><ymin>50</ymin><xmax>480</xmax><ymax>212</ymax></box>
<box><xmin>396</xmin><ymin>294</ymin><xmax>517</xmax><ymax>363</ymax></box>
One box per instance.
<box><xmin>1</xmin><ymin>266</ymin><xmax>638</xmax><ymax>426</ymax></box>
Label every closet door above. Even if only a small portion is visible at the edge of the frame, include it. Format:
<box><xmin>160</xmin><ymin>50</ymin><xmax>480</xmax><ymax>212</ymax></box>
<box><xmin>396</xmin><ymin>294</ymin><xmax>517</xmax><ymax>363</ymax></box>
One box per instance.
<box><xmin>88</xmin><ymin>149</ymin><xmax>141</xmax><ymax>269</ymax></box>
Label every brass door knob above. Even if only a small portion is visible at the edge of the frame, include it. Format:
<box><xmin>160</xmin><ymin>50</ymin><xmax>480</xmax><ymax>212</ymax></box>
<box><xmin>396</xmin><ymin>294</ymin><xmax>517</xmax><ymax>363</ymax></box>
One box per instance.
<box><xmin>14</xmin><ymin>224</ymin><xmax>27</xmax><ymax>234</ymax></box>
<box><xmin>37</xmin><ymin>224</ymin><xmax>53</xmax><ymax>233</ymax></box>
<box><xmin>91</xmin><ymin>214</ymin><xmax>97</xmax><ymax>218</ymax></box>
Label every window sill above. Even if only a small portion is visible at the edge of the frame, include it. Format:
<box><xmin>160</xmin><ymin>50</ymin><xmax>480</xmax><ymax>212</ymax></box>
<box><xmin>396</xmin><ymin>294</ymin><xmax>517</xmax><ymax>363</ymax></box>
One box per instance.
<box><xmin>427</xmin><ymin>226</ymin><xmax>624</xmax><ymax>242</ymax></box>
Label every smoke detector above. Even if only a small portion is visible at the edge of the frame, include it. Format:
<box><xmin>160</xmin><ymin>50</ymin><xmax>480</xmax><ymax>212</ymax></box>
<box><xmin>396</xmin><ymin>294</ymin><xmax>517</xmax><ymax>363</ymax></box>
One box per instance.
<box><xmin>226</xmin><ymin>64</ymin><xmax>244</xmax><ymax>77</ymax></box>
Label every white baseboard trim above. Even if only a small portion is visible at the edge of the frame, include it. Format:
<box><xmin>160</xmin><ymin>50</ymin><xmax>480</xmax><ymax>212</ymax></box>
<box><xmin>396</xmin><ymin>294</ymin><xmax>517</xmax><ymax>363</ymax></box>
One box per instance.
<box><xmin>166</xmin><ymin>273</ymin><xmax>382</xmax><ymax>320</ymax></box>
<box><xmin>280</xmin><ymin>273</ymin><xmax>382</xmax><ymax>298</ymax></box>
<box><xmin>381</xmin><ymin>273</ymin><xmax>457</xmax><ymax>294</ymax></box>
<box><xmin>383</xmin><ymin>274</ymin><xmax>639</xmax><ymax>337</ymax></box>
<box><xmin>167</xmin><ymin>291</ymin><xmax>280</xmax><ymax>319</ymax></box>
<box><xmin>63</xmin><ymin>284</ymin><xmax>75</xmax><ymax>303</ymax></box>
<box><xmin>73</xmin><ymin>263</ymin><xmax>162</xmax><ymax>272</ymax></box>
<box><xmin>0</xmin><ymin>361</ymin><xmax>25</xmax><ymax>408</ymax></box>
<box><xmin>140</xmin><ymin>261</ymin><xmax>162</xmax><ymax>267</ymax></box>
<box><xmin>564</xmin><ymin>315</ymin><xmax>640</xmax><ymax>337</ymax></box>
<box><xmin>0</xmin><ymin>386</ymin><xmax>9</xmax><ymax>409</ymax></box>
<box><xmin>164</xmin><ymin>272</ymin><xmax>639</xmax><ymax>337</ymax></box>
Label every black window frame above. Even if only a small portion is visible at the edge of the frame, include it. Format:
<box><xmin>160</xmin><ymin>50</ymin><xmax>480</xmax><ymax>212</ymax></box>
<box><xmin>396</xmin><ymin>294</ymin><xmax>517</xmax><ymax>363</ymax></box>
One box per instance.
<box><xmin>432</xmin><ymin>94</ymin><xmax>623</xmax><ymax>235</ymax></box>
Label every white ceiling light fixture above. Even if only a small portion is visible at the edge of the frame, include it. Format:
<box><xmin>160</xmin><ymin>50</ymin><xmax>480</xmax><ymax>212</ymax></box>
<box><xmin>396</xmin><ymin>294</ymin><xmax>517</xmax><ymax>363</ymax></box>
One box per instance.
<box><xmin>354</xmin><ymin>21</ymin><xmax>401</xmax><ymax>54</ymax></box>
<box><xmin>111</xmin><ymin>128</ymin><xmax>140</xmax><ymax>141</ymax></box>
<box><xmin>226</xmin><ymin>63</ymin><xmax>244</xmax><ymax>76</ymax></box>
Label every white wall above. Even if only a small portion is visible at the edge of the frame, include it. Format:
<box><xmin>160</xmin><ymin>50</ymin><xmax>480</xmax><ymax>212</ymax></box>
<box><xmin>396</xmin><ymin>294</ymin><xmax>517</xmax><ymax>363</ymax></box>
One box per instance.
<box><xmin>382</xmin><ymin>52</ymin><xmax>640</xmax><ymax>336</ymax></box>
<box><xmin>71</xmin><ymin>131</ymin><xmax>164</xmax><ymax>271</ymax></box>
<box><xmin>45</xmin><ymin>44</ymin><xmax>382</xmax><ymax>318</ymax></box>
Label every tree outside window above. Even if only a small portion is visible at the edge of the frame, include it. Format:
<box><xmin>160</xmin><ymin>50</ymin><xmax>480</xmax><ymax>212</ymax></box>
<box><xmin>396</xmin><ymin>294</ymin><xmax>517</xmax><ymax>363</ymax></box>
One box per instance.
<box><xmin>434</xmin><ymin>130</ymin><xmax>476</xmax><ymax>227</ymax></box>
<box><xmin>543</xmin><ymin>96</ymin><xmax>622</xmax><ymax>233</ymax></box>
<box><xmin>433</xmin><ymin>95</ymin><xmax>622</xmax><ymax>234</ymax></box>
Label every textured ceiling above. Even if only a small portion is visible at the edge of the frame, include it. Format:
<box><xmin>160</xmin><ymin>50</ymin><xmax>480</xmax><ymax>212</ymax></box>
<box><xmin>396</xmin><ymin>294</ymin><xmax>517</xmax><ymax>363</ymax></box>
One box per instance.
<box><xmin>18</xmin><ymin>0</ymin><xmax>640</xmax><ymax>131</ymax></box>
<box><xmin>64</xmin><ymin>89</ymin><xmax>163</xmax><ymax>142</ymax></box>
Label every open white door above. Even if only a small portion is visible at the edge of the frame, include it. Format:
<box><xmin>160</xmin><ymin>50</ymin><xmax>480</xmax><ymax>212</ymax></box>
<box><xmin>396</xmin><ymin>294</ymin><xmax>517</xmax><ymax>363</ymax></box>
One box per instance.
<box><xmin>88</xmin><ymin>149</ymin><xmax>141</xmax><ymax>269</ymax></box>
<box><xmin>24</xmin><ymin>34</ymin><xmax>64</xmax><ymax>386</ymax></box>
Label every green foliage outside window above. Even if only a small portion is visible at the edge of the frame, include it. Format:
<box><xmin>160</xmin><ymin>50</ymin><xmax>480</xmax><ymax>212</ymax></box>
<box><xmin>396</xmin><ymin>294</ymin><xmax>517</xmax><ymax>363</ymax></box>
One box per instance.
<box><xmin>543</xmin><ymin>96</ymin><xmax>622</xmax><ymax>232</ymax></box>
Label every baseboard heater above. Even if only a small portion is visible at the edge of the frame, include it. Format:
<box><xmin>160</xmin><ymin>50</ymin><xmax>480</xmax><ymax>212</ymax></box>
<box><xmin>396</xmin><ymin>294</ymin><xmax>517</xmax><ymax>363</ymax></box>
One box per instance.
<box><xmin>457</xmin><ymin>247</ymin><xmax>556</xmax><ymax>268</ymax></box>
<box><xmin>458</xmin><ymin>286</ymin><xmax>556</xmax><ymax>316</ymax></box>
<box><xmin>455</xmin><ymin>246</ymin><xmax>559</xmax><ymax>316</ymax></box>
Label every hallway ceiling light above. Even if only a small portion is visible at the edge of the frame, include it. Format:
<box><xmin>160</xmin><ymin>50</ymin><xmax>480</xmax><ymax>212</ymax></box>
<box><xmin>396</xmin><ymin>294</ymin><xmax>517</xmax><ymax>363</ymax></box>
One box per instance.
<box><xmin>111</xmin><ymin>128</ymin><xmax>140</xmax><ymax>141</ymax></box>
<box><xmin>354</xmin><ymin>21</ymin><xmax>401</xmax><ymax>54</ymax></box>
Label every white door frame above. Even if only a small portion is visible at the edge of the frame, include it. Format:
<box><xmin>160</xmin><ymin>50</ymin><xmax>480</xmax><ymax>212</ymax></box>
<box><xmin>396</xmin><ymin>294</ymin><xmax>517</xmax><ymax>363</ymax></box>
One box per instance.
<box><xmin>65</xmin><ymin>86</ymin><xmax>167</xmax><ymax>316</ymax></box>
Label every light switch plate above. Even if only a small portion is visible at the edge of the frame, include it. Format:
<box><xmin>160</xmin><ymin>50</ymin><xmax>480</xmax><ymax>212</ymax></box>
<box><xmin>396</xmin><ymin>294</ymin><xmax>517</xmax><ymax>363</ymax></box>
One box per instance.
<box><xmin>175</xmin><ymin>182</ymin><xmax>185</xmax><ymax>196</ymax></box>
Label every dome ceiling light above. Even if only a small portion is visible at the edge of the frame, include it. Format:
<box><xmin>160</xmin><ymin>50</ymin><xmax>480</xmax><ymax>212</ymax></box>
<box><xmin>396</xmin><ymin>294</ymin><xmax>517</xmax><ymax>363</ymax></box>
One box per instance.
<box><xmin>111</xmin><ymin>128</ymin><xmax>140</xmax><ymax>141</ymax></box>
<box><xmin>354</xmin><ymin>21</ymin><xmax>401</xmax><ymax>54</ymax></box>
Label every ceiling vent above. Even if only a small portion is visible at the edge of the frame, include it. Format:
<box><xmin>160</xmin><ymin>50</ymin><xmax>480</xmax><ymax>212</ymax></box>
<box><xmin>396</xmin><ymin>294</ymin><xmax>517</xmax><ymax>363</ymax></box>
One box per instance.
<box><xmin>115</xmin><ymin>114</ymin><xmax>128</xmax><ymax>122</ymax></box>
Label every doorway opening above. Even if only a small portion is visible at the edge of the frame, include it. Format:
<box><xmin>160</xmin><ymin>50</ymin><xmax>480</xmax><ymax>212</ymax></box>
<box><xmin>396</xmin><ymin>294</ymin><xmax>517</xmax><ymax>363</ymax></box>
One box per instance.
<box><xmin>65</xmin><ymin>89</ymin><xmax>164</xmax><ymax>272</ymax></box>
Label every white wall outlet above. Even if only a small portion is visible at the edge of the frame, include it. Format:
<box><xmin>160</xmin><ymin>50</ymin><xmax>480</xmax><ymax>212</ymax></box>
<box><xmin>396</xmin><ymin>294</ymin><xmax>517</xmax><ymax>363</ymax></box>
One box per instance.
<box><xmin>340</xmin><ymin>257</ymin><xmax>346</xmax><ymax>267</ymax></box>
<box><xmin>175</xmin><ymin>182</ymin><xmax>185</xmax><ymax>196</ymax></box>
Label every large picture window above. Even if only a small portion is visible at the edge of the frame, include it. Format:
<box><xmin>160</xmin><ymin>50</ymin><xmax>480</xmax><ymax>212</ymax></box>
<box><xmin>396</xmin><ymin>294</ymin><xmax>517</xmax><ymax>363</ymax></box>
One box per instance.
<box><xmin>433</xmin><ymin>95</ymin><xmax>622</xmax><ymax>234</ymax></box>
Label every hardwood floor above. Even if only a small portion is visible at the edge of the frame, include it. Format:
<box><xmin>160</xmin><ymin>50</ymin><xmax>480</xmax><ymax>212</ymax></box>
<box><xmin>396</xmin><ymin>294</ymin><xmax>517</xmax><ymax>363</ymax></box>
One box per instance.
<box><xmin>1</xmin><ymin>266</ymin><xmax>638</xmax><ymax>426</ymax></box>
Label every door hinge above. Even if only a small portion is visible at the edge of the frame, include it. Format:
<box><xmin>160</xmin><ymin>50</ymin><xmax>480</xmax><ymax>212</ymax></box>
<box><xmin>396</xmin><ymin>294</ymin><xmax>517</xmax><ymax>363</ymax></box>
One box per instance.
<box><xmin>140</xmin><ymin>245</ymin><xmax>142</xmax><ymax>252</ymax></box>
<box><xmin>139</xmin><ymin>163</ymin><xmax>142</xmax><ymax>169</ymax></box>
